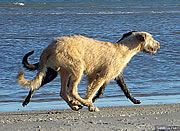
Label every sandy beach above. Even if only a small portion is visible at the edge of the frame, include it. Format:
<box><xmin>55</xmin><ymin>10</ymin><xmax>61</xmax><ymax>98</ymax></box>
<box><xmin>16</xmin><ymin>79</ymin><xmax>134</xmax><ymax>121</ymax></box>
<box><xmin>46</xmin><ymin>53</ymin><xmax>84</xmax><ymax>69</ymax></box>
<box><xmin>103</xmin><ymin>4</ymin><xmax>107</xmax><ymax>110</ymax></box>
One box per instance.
<box><xmin>0</xmin><ymin>104</ymin><xmax>179</xmax><ymax>131</ymax></box>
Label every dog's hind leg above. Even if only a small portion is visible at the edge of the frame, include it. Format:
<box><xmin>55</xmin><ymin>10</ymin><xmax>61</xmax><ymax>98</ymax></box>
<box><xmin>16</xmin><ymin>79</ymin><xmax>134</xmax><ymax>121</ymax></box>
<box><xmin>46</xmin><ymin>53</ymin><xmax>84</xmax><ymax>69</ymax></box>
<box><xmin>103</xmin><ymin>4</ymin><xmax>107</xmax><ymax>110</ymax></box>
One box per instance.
<box><xmin>59</xmin><ymin>69</ymin><xmax>82</xmax><ymax>111</ymax></box>
<box><xmin>22</xmin><ymin>76</ymin><xmax>46</xmax><ymax>107</ymax></box>
<box><xmin>22</xmin><ymin>89</ymin><xmax>37</xmax><ymax>106</ymax></box>
<box><xmin>41</xmin><ymin>68</ymin><xmax>57</xmax><ymax>86</ymax></box>
<box><xmin>67</xmin><ymin>65</ymin><xmax>94</xmax><ymax>108</ymax></box>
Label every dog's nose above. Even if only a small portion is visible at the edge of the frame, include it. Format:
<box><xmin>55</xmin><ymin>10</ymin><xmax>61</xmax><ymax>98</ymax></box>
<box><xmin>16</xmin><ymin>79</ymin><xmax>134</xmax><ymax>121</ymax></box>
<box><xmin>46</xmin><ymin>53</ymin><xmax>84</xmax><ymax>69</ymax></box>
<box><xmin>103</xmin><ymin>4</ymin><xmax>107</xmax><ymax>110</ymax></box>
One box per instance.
<box><xmin>157</xmin><ymin>42</ymin><xmax>160</xmax><ymax>48</ymax></box>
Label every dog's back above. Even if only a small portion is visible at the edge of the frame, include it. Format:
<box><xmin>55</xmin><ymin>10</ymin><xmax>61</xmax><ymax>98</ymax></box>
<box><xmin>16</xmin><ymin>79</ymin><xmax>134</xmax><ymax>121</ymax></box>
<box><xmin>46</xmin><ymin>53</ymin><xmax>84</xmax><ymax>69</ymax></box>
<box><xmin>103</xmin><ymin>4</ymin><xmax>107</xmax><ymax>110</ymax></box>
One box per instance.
<box><xmin>40</xmin><ymin>35</ymin><xmax>122</xmax><ymax>77</ymax></box>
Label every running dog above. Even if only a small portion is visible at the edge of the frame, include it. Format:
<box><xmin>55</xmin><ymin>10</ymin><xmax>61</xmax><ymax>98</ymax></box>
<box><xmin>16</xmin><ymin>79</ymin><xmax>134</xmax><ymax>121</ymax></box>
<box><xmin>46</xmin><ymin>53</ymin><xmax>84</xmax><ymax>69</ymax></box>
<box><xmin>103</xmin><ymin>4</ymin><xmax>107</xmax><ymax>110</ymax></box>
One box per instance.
<box><xmin>21</xmin><ymin>32</ymin><xmax>141</xmax><ymax>107</ymax></box>
<box><xmin>17</xmin><ymin>31</ymin><xmax>160</xmax><ymax>112</ymax></box>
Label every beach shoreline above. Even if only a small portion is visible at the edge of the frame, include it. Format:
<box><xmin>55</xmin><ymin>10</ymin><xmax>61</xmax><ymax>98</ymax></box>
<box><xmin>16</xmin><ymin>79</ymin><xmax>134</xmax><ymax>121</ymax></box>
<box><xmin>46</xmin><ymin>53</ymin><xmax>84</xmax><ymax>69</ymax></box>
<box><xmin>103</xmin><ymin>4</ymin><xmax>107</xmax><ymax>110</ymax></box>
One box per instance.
<box><xmin>0</xmin><ymin>103</ymin><xmax>180</xmax><ymax>130</ymax></box>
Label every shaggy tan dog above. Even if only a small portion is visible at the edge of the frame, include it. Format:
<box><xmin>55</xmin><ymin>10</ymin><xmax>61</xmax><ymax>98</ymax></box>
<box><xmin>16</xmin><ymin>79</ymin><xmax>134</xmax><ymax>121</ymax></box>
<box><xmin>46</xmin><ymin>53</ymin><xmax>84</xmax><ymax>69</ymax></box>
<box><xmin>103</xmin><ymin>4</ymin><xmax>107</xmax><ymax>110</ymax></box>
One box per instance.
<box><xmin>17</xmin><ymin>31</ymin><xmax>160</xmax><ymax>112</ymax></box>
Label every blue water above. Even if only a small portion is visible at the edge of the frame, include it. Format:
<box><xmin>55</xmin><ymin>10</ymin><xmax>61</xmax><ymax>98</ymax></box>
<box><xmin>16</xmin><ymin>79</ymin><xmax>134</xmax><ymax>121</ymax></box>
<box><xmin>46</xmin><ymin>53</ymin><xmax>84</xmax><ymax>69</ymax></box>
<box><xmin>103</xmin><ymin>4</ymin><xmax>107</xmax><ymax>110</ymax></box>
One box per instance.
<box><xmin>0</xmin><ymin>0</ymin><xmax>180</xmax><ymax>112</ymax></box>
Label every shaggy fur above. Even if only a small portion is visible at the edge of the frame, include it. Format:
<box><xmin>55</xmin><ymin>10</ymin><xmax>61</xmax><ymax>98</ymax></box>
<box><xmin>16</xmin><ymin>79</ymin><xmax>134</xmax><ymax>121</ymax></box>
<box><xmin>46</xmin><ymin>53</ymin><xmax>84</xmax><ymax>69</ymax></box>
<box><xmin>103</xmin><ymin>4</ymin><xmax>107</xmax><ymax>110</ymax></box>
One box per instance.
<box><xmin>21</xmin><ymin>31</ymin><xmax>141</xmax><ymax>107</ymax></box>
<box><xmin>17</xmin><ymin>31</ymin><xmax>160</xmax><ymax>112</ymax></box>
<box><xmin>22</xmin><ymin>51</ymin><xmax>58</xmax><ymax>87</ymax></box>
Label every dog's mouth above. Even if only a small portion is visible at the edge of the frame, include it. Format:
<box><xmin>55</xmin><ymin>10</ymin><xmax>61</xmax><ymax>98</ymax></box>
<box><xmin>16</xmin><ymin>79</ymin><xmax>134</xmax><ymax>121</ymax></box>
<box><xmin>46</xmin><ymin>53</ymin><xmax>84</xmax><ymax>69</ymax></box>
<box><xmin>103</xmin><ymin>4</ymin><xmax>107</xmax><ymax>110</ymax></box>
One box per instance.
<box><xmin>143</xmin><ymin>41</ymin><xmax>160</xmax><ymax>55</ymax></box>
<box><xmin>143</xmin><ymin>46</ymin><xmax>159</xmax><ymax>55</ymax></box>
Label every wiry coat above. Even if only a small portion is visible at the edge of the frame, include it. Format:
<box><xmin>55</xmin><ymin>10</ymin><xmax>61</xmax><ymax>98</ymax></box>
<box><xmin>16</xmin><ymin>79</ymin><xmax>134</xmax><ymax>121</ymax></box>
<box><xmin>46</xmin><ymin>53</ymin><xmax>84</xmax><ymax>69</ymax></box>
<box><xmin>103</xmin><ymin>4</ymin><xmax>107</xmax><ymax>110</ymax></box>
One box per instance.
<box><xmin>17</xmin><ymin>31</ymin><xmax>160</xmax><ymax>112</ymax></box>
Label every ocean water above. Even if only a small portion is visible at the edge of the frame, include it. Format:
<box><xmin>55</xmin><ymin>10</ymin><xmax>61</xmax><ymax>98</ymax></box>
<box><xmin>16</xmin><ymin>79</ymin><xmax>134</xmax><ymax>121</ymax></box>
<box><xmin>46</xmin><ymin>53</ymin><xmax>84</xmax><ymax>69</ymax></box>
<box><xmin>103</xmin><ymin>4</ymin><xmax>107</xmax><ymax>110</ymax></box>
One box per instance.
<box><xmin>0</xmin><ymin>0</ymin><xmax>179</xmax><ymax>112</ymax></box>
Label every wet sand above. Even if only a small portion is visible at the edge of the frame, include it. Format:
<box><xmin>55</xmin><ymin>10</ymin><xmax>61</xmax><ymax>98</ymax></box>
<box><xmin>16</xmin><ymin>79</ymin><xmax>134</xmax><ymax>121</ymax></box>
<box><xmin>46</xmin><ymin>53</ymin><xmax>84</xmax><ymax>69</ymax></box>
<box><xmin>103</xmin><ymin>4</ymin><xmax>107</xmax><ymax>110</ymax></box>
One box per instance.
<box><xmin>0</xmin><ymin>103</ymin><xmax>180</xmax><ymax>131</ymax></box>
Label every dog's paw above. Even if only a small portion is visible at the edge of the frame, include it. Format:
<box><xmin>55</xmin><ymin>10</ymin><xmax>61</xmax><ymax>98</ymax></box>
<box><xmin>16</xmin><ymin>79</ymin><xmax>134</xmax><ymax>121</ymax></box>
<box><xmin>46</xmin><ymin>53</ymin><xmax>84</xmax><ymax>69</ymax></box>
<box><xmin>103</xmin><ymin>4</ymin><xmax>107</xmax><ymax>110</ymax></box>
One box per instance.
<box><xmin>69</xmin><ymin>102</ymin><xmax>82</xmax><ymax>111</ymax></box>
<box><xmin>71</xmin><ymin>100</ymin><xmax>82</xmax><ymax>106</ymax></box>
<box><xmin>71</xmin><ymin>105</ymin><xmax>83</xmax><ymax>111</ymax></box>
<box><xmin>22</xmin><ymin>102</ymin><xmax>27</xmax><ymax>107</ymax></box>
<box><xmin>71</xmin><ymin>100</ymin><xmax>83</xmax><ymax>110</ymax></box>
<box><xmin>132</xmin><ymin>99</ymin><xmax>141</xmax><ymax>104</ymax></box>
<box><xmin>88</xmin><ymin>106</ymin><xmax>100</xmax><ymax>112</ymax></box>
<box><xmin>22</xmin><ymin>99</ymin><xmax>30</xmax><ymax>107</ymax></box>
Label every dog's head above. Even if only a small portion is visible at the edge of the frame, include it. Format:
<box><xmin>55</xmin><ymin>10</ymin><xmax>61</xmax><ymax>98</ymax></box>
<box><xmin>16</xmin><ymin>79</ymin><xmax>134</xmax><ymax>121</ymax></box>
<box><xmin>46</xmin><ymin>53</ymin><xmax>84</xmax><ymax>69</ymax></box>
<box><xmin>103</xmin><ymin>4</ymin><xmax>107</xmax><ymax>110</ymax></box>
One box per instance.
<box><xmin>118</xmin><ymin>31</ymin><xmax>160</xmax><ymax>55</ymax></box>
<box><xmin>137</xmin><ymin>32</ymin><xmax>160</xmax><ymax>55</ymax></box>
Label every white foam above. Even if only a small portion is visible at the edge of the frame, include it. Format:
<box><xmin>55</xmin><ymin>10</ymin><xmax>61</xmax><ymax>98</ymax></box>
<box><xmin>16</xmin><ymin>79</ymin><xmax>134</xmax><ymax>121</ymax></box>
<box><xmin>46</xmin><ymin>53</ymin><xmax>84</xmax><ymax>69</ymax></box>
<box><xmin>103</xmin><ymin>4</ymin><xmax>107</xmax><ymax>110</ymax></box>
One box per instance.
<box><xmin>13</xmin><ymin>2</ymin><xmax>25</xmax><ymax>6</ymax></box>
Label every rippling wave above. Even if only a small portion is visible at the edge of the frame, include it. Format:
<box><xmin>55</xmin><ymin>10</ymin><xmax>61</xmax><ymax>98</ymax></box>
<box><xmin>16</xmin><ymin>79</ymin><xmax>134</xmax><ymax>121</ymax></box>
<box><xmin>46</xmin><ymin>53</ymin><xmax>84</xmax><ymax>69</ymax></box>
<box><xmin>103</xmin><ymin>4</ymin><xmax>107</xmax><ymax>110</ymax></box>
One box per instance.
<box><xmin>0</xmin><ymin>11</ymin><xmax>179</xmax><ymax>16</ymax></box>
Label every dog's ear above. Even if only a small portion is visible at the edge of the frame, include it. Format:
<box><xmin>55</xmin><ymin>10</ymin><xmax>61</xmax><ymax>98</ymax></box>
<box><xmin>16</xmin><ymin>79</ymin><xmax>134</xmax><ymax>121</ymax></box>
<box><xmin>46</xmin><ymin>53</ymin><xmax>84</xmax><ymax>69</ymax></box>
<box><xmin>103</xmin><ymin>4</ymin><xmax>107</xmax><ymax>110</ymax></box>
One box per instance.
<box><xmin>136</xmin><ymin>33</ymin><xmax>145</xmax><ymax>42</ymax></box>
<box><xmin>117</xmin><ymin>31</ymin><xmax>137</xmax><ymax>43</ymax></box>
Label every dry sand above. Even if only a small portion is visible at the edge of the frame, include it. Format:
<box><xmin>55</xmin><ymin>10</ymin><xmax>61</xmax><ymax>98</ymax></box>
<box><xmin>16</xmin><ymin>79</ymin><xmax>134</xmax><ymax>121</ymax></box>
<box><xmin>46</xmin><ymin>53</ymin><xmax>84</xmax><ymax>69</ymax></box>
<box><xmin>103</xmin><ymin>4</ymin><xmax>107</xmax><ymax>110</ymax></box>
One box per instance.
<box><xmin>0</xmin><ymin>103</ymin><xmax>180</xmax><ymax>131</ymax></box>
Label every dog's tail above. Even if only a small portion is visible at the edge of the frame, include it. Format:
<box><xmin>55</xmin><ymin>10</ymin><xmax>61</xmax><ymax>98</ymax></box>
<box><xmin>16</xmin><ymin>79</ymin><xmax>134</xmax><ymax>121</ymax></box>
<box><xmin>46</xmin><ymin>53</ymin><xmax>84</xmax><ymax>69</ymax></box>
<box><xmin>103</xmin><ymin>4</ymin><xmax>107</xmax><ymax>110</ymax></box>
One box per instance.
<box><xmin>22</xmin><ymin>51</ymin><xmax>39</xmax><ymax>71</ymax></box>
<box><xmin>16</xmin><ymin>65</ymin><xmax>47</xmax><ymax>90</ymax></box>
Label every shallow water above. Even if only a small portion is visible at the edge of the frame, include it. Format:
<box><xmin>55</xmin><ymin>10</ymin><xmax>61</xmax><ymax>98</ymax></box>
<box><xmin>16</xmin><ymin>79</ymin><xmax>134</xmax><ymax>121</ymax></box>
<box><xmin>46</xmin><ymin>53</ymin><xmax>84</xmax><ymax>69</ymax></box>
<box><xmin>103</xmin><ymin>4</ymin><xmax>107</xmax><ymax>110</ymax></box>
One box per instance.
<box><xmin>0</xmin><ymin>0</ymin><xmax>180</xmax><ymax>112</ymax></box>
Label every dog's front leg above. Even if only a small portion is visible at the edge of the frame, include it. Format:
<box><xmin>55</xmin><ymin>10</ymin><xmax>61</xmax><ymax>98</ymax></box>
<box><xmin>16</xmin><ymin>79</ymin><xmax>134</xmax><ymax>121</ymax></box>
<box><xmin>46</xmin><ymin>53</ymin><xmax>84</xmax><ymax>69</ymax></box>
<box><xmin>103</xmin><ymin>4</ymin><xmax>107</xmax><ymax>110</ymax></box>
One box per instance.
<box><xmin>91</xmin><ymin>74</ymin><xmax>141</xmax><ymax>104</ymax></box>
<box><xmin>86</xmin><ymin>76</ymin><xmax>107</xmax><ymax>112</ymax></box>
<box><xmin>92</xmin><ymin>82</ymin><xmax>107</xmax><ymax>103</ymax></box>
<box><xmin>115</xmin><ymin>75</ymin><xmax>141</xmax><ymax>104</ymax></box>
